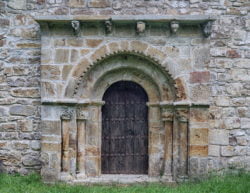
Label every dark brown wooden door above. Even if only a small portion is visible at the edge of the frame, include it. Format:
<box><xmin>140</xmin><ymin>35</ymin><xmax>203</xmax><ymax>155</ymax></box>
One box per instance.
<box><xmin>102</xmin><ymin>81</ymin><xmax>148</xmax><ymax>174</ymax></box>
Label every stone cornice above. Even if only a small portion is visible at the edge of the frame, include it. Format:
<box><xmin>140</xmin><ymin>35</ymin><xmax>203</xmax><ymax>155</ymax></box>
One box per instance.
<box><xmin>34</xmin><ymin>15</ymin><xmax>216</xmax><ymax>25</ymax></box>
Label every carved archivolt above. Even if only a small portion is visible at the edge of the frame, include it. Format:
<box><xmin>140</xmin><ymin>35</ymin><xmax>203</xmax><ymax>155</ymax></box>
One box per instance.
<box><xmin>65</xmin><ymin>40</ymin><xmax>188</xmax><ymax>101</ymax></box>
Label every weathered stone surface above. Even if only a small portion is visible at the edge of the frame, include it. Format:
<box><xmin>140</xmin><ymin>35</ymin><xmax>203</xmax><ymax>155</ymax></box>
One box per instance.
<box><xmin>208</xmin><ymin>145</ymin><xmax>220</xmax><ymax>157</ymax></box>
<box><xmin>190</xmin><ymin>128</ymin><xmax>208</xmax><ymax>145</ymax></box>
<box><xmin>41</xmin><ymin>121</ymin><xmax>61</xmax><ymax>135</ymax></box>
<box><xmin>86</xmin><ymin>39</ymin><xmax>103</xmax><ymax>48</ymax></box>
<box><xmin>221</xmin><ymin>146</ymin><xmax>234</xmax><ymax>157</ymax></box>
<box><xmin>54</xmin><ymin>49</ymin><xmax>69</xmax><ymax>64</ymax></box>
<box><xmin>67</xmin><ymin>0</ymin><xmax>85</xmax><ymax>7</ymax></box>
<box><xmin>190</xmin><ymin>145</ymin><xmax>208</xmax><ymax>157</ymax></box>
<box><xmin>190</xmin><ymin>71</ymin><xmax>210</xmax><ymax>84</ymax></box>
<box><xmin>88</xmin><ymin>0</ymin><xmax>110</xmax><ymax>8</ymax></box>
<box><xmin>11</xmin><ymin>88</ymin><xmax>40</xmax><ymax>98</ymax></box>
<box><xmin>209</xmin><ymin>129</ymin><xmax>229</xmax><ymax>145</ymax></box>
<box><xmin>9</xmin><ymin>105</ymin><xmax>36</xmax><ymax>116</ymax></box>
<box><xmin>31</xmin><ymin>140</ymin><xmax>41</xmax><ymax>150</ymax></box>
<box><xmin>8</xmin><ymin>0</ymin><xmax>26</xmax><ymax>9</ymax></box>
<box><xmin>41</xmin><ymin>65</ymin><xmax>61</xmax><ymax>80</ymax></box>
<box><xmin>22</xmin><ymin>156</ymin><xmax>41</xmax><ymax>166</ymax></box>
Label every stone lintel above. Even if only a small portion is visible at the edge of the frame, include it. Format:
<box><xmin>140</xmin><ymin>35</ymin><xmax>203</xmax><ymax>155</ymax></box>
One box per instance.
<box><xmin>42</xmin><ymin>98</ymin><xmax>105</xmax><ymax>106</ymax></box>
<box><xmin>35</xmin><ymin>15</ymin><xmax>215</xmax><ymax>25</ymax></box>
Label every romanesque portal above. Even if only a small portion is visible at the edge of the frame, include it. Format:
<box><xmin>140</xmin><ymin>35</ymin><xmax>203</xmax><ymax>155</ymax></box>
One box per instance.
<box><xmin>38</xmin><ymin>15</ymin><xmax>211</xmax><ymax>183</ymax></box>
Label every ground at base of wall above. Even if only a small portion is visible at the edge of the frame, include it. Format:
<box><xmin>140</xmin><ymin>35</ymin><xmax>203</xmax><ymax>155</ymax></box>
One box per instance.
<box><xmin>0</xmin><ymin>172</ymin><xmax>249</xmax><ymax>193</ymax></box>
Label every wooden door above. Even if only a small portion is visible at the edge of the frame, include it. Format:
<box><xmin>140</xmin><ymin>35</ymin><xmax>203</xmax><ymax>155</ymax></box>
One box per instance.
<box><xmin>101</xmin><ymin>81</ymin><xmax>148</xmax><ymax>174</ymax></box>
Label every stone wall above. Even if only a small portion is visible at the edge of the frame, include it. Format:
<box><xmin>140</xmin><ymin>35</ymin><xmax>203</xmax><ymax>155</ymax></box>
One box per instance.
<box><xmin>0</xmin><ymin>0</ymin><xmax>249</xmax><ymax>176</ymax></box>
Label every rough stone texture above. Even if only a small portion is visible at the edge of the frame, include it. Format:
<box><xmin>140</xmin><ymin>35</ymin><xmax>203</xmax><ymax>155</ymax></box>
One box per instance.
<box><xmin>0</xmin><ymin>0</ymin><xmax>249</xmax><ymax>182</ymax></box>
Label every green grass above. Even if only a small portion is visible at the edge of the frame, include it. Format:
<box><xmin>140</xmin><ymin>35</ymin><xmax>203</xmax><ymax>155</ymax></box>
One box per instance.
<box><xmin>0</xmin><ymin>171</ymin><xmax>249</xmax><ymax>193</ymax></box>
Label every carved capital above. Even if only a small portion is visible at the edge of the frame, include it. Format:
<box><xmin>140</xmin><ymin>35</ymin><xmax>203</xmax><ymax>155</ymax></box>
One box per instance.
<box><xmin>61</xmin><ymin>109</ymin><xmax>73</xmax><ymax>120</ymax></box>
<box><xmin>105</xmin><ymin>20</ymin><xmax>112</xmax><ymax>34</ymax></box>
<box><xmin>136</xmin><ymin>21</ymin><xmax>146</xmax><ymax>34</ymax></box>
<box><xmin>201</xmin><ymin>21</ymin><xmax>213</xmax><ymax>38</ymax></box>
<box><xmin>76</xmin><ymin>109</ymin><xmax>89</xmax><ymax>120</ymax></box>
<box><xmin>170</xmin><ymin>20</ymin><xmax>179</xmax><ymax>34</ymax></box>
<box><xmin>175</xmin><ymin>108</ymin><xmax>189</xmax><ymax>123</ymax></box>
<box><xmin>162</xmin><ymin>109</ymin><xmax>174</xmax><ymax>122</ymax></box>
<box><xmin>71</xmin><ymin>20</ymin><xmax>80</xmax><ymax>36</ymax></box>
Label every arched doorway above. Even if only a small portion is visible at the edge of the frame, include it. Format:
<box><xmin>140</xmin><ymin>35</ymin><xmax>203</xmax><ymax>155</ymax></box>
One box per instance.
<box><xmin>101</xmin><ymin>81</ymin><xmax>149</xmax><ymax>174</ymax></box>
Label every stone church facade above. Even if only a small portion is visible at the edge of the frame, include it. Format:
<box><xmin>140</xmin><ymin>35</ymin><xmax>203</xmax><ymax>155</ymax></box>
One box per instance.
<box><xmin>0</xmin><ymin>0</ymin><xmax>249</xmax><ymax>183</ymax></box>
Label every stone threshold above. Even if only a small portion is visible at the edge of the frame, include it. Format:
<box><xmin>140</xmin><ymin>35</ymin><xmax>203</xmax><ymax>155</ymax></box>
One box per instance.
<box><xmin>69</xmin><ymin>174</ymin><xmax>174</xmax><ymax>184</ymax></box>
<box><xmin>34</xmin><ymin>14</ymin><xmax>215</xmax><ymax>24</ymax></box>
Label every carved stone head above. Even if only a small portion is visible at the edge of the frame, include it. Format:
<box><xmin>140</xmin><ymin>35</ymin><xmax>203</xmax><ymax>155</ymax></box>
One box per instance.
<box><xmin>201</xmin><ymin>21</ymin><xmax>213</xmax><ymax>37</ymax></box>
<box><xmin>136</xmin><ymin>21</ymin><xmax>146</xmax><ymax>34</ymax></box>
<box><xmin>170</xmin><ymin>20</ymin><xmax>179</xmax><ymax>34</ymax></box>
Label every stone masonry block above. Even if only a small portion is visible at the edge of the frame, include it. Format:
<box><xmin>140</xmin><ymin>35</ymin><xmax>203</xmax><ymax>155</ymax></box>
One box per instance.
<box><xmin>8</xmin><ymin>0</ymin><xmax>26</xmax><ymax>9</ymax></box>
<box><xmin>67</xmin><ymin>0</ymin><xmax>85</xmax><ymax>8</ymax></box>
<box><xmin>190</xmin><ymin>145</ymin><xmax>208</xmax><ymax>157</ymax></box>
<box><xmin>9</xmin><ymin>105</ymin><xmax>36</xmax><ymax>116</ymax></box>
<box><xmin>209</xmin><ymin>129</ymin><xmax>229</xmax><ymax>145</ymax></box>
<box><xmin>41</xmin><ymin>120</ymin><xmax>61</xmax><ymax>135</ymax></box>
<box><xmin>190</xmin><ymin>128</ymin><xmax>208</xmax><ymax>145</ymax></box>
<box><xmin>190</xmin><ymin>108</ymin><xmax>209</xmax><ymax>123</ymax></box>
<box><xmin>54</xmin><ymin>49</ymin><xmax>69</xmax><ymax>64</ymax></box>
<box><xmin>190</xmin><ymin>71</ymin><xmax>210</xmax><ymax>84</ymax></box>
<box><xmin>241</xmin><ymin>118</ymin><xmax>250</xmax><ymax>129</ymax></box>
<box><xmin>86</xmin><ymin>39</ymin><xmax>103</xmax><ymax>48</ymax></box>
<box><xmin>208</xmin><ymin>145</ymin><xmax>220</xmax><ymax>157</ymax></box>
<box><xmin>221</xmin><ymin>146</ymin><xmax>234</xmax><ymax>157</ymax></box>
<box><xmin>88</xmin><ymin>0</ymin><xmax>110</xmax><ymax>8</ymax></box>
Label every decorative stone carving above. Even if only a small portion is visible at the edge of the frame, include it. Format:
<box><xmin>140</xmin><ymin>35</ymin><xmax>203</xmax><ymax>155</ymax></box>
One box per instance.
<box><xmin>136</xmin><ymin>21</ymin><xmax>146</xmax><ymax>34</ymax></box>
<box><xmin>175</xmin><ymin>108</ymin><xmax>189</xmax><ymax>122</ymax></box>
<box><xmin>71</xmin><ymin>20</ymin><xmax>81</xmax><ymax>36</ymax></box>
<box><xmin>170</xmin><ymin>20</ymin><xmax>179</xmax><ymax>34</ymax></box>
<box><xmin>61</xmin><ymin>109</ymin><xmax>73</xmax><ymax>120</ymax></box>
<box><xmin>201</xmin><ymin>21</ymin><xmax>212</xmax><ymax>37</ymax></box>
<box><xmin>104</xmin><ymin>20</ymin><xmax>112</xmax><ymax>34</ymax></box>
<box><xmin>77</xmin><ymin>109</ymin><xmax>89</xmax><ymax>120</ymax></box>
<box><xmin>162</xmin><ymin>108</ymin><xmax>174</xmax><ymax>122</ymax></box>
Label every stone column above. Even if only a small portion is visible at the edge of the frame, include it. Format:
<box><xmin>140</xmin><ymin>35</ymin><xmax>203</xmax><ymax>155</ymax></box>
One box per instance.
<box><xmin>173</xmin><ymin>106</ymin><xmax>189</xmax><ymax>181</ymax></box>
<box><xmin>76</xmin><ymin>107</ymin><xmax>88</xmax><ymax>179</ymax></box>
<box><xmin>161</xmin><ymin>107</ymin><xmax>174</xmax><ymax>180</ymax></box>
<box><xmin>61</xmin><ymin>110</ymin><xmax>72</xmax><ymax>173</ymax></box>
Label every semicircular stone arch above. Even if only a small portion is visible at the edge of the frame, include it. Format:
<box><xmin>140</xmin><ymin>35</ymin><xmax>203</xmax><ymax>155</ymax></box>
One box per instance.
<box><xmin>64</xmin><ymin>40</ymin><xmax>188</xmax><ymax>101</ymax></box>
<box><xmin>71</xmin><ymin>54</ymin><xmax>176</xmax><ymax>103</ymax></box>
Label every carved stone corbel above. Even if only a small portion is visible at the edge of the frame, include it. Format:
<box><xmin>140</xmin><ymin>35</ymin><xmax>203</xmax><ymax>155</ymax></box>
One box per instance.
<box><xmin>71</xmin><ymin>20</ymin><xmax>81</xmax><ymax>36</ymax></box>
<box><xmin>201</xmin><ymin>21</ymin><xmax>212</xmax><ymax>38</ymax></box>
<box><xmin>170</xmin><ymin>20</ymin><xmax>179</xmax><ymax>34</ymax></box>
<box><xmin>136</xmin><ymin>21</ymin><xmax>146</xmax><ymax>34</ymax></box>
<box><xmin>105</xmin><ymin>20</ymin><xmax>112</xmax><ymax>34</ymax></box>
